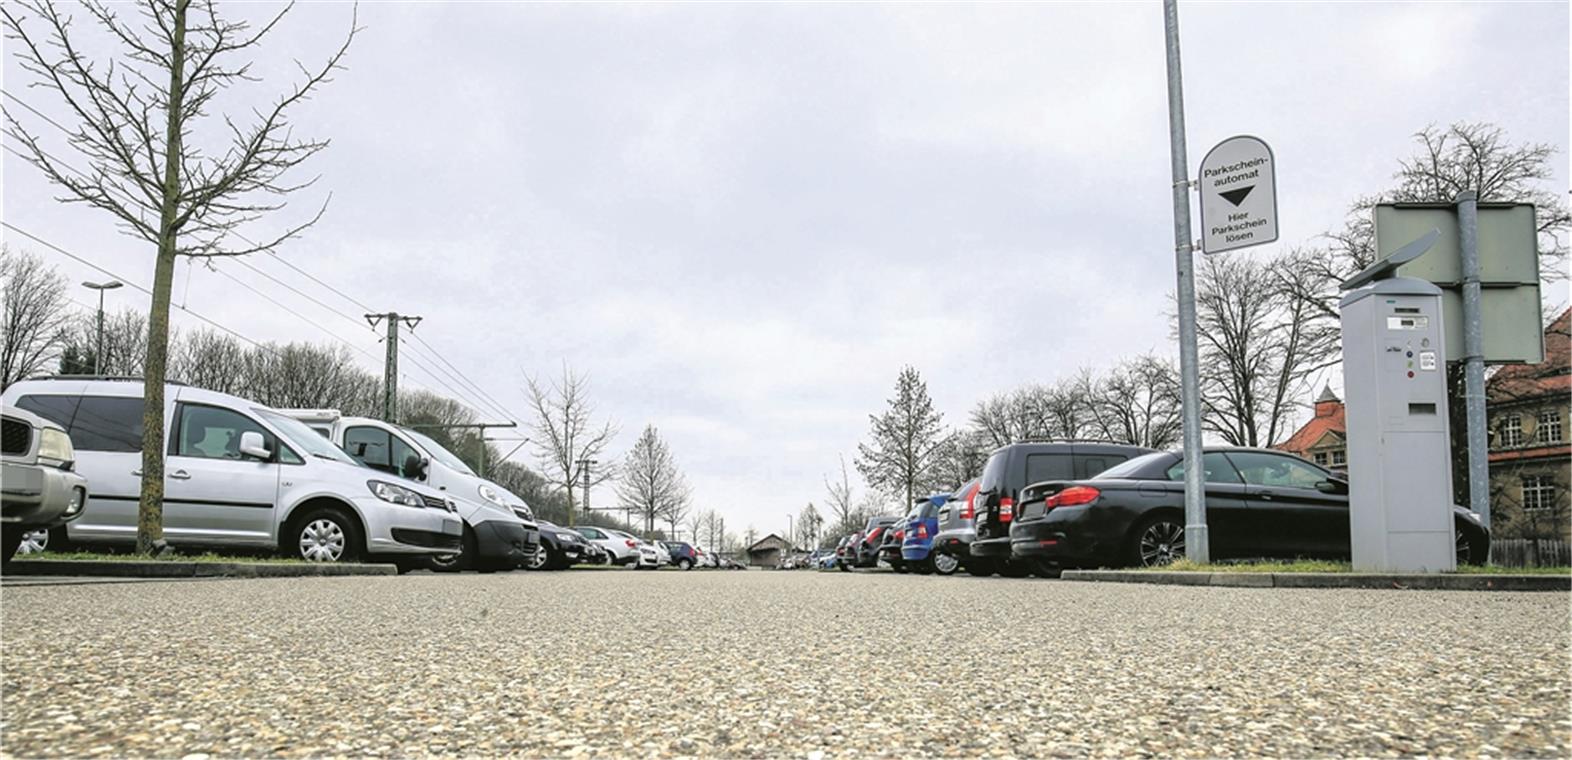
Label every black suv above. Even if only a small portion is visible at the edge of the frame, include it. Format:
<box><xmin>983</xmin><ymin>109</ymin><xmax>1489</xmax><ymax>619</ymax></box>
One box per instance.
<box><xmin>969</xmin><ymin>441</ymin><xmax>1154</xmax><ymax>575</ymax></box>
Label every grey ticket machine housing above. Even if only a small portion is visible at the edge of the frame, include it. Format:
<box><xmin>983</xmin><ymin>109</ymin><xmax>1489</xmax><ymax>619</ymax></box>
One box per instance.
<box><xmin>1339</xmin><ymin>277</ymin><xmax>1456</xmax><ymax>572</ymax></box>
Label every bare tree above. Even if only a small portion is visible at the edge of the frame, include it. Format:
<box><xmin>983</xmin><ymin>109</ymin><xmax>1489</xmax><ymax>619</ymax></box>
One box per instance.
<box><xmin>524</xmin><ymin>364</ymin><xmax>617</xmax><ymax>527</ymax></box>
<box><xmin>1194</xmin><ymin>254</ymin><xmax>1329</xmax><ymax>447</ymax></box>
<box><xmin>4</xmin><ymin>0</ymin><xmax>357</xmax><ymax>554</ymax></box>
<box><xmin>1083</xmin><ymin>354</ymin><xmax>1183</xmax><ymax>449</ymax></box>
<box><xmin>856</xmin><ymin>366</ymin><xmax>948</xmax><ymax>508</ymax></box>
<box><xmin>823</xmin><ymin>454</ymin><xmax>858</xmax><ymax>534</ymax></box>
<box><xmin>58</xmin><ymin>307</ymin><xmax>152</xmax><ymax>377</ymax></box>
<box><xmin>796</xmin><ymin>503</ymin><xmax>823</xmax><ymax>549</ymax></box>
<box><xmin>1</xmin><ymin>247</ymin><xmax>72</xmax><ymax>389</ymax></box>
<box><xmin>615</xmin><ymin>425</ymin><xmax>690</xmax><ymax>535</ymax></box>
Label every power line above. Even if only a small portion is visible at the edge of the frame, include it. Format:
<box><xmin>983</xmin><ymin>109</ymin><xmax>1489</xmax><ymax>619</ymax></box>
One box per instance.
<box><xmin>2</xmin><ymin>221</ymin><xmax>279</xmax><ymax>357</ymax></box>
<box><xmin>6</xmin><ymin>91</ymin><xmax>521</xmax><ymax>423</ymax></box>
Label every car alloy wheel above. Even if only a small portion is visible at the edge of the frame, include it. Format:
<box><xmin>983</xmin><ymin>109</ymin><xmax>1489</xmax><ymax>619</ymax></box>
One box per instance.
<box><xmin>932</xmin><ymin>552</ymin><xmax>960</xmax><ymax>575</ymax></box>
<box><xmin>527</xmin><ymin>544</ymin><xmax>550</xmax><ymax>570</ymax></box>
<box><xmin>1138</xmin><ymin>519</ymin><xmax>1185</xmax><ymax>567</ymax></box>
<box><xmin>299</xmin><ymin>519</ymin><xmax>347</xmax><ymax>562</ymax></box>
<box><xmin>17</xmin><ymin>529</ymin><xmax>49</xmax><ymax>555</ymax></box>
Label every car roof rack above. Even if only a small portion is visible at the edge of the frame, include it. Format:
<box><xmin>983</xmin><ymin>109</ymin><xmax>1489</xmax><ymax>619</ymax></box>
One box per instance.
<box><xmin>26</xmin><ymin>374</ymin><xmax>187</xmax><ymax>386</ymax></box>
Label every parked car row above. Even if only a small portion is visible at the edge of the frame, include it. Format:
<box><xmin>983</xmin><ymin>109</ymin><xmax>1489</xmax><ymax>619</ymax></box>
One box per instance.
<box><xmin>0</xmin><ymin>376</ymin><xmax>737</xmax><ymax>573</ymax></box>
<box><xmin>831</xmin><ymin>441</ymin><xmax>1492</xmax><ymax>576</ymax></box>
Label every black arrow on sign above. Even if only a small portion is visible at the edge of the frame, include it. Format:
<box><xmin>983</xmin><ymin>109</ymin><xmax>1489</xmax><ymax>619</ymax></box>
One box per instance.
<box><xmin>1219</xmin><ymin>185</ymin><xmax>1255</xmax><ymax>207</ymax></box>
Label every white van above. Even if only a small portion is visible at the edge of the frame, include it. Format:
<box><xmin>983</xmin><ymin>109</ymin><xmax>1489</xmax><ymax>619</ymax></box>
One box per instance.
<box><xmin>1</xmin><ymin>378</ymin><xmax>463</xmax><ymax>566</ymax></box>
<box><xmin>281</xmin><ymin>410</ymin><xmax>539</xmax><ymax>572</ymax></box>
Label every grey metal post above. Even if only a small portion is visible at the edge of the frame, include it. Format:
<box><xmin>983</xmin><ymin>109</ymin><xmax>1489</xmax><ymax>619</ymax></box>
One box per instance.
<box><xmin>1456</xmin><ymin>191</ymin><xmax>1491</xmax><ymax>537</ymax></box>
<box><xmin>1162</xmin><ymin>0</ymin><xmax>1209</xmax><ymax>562</ymax></box>
<box><xmin>383</xmin><ymin>314</ymin><xmax>399</xmax><ymax>423</ymax></box>
<box><xmin>94</xmin><ymin>289</ymin><xmax>105</xmax><ymax>375</ymax></box>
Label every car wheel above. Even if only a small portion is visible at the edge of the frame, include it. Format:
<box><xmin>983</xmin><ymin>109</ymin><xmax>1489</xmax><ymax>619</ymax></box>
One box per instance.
<box><xmin>964</xmin><ymin>561</ymin><xmax>994</xmax><ymax>577</ymax></box>
<box><xmin>526</xmin><ymin>543</ymin><xmax>552</xmax><ymax>571</ymax></box>
<box><xmin>998</xmin><ymin>560</ymin><xmax>1030</xmax><ymax>578</ymax></box>
<box><xmin>678</xmin><ymin>558</ymin><xmax>693</xmax><ymax>570</ymax></box>
<box><xmin>292</xmin><ymin>507</ymin><xmax>362</xmax><ymax>563</ymax></box>
<box><xmin>1127</xmin><ymin>513</ymin><xmax>1185</xmax><ymax>568</ymax></box>
<box><xmin>838</xmin><ymin>561</ymin><xmax>850</xmax><ymax>572</ymax></box>
<box><xmin>932</xmin><ymin>553</ymin><xmax>960</xmax><ymax>576</ymax></box>
<box><xmin>425</xmin><ymin>526</ymin><xmax>475</xmax><ymax>572</ymax></box>
<box><xmin>16</xmin><ymin>528</ymin><xmax>49</xmax><ymax>556</ymax></box>
<box><xmin>1455</xmin><ymin>523</ymin><xmax>1488</xmax><ymax>566</ymax></box>
<box><xmin>892</xmin><ymin>561</ymin><xmax>908</xmax><ymax>574</ymax></box>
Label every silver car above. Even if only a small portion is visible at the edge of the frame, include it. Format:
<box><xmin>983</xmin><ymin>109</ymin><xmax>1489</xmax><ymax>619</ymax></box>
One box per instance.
<box><xmin>2</xmin><ymin>378</ymin><xmax>463</xmax><ymax>566</ymax></box>
<box><xmin>931</xmin><ymin>478</ymin><xmax>984</xmax><ymax>575</ymax></box>
<box><xmin>2</xmin><ymin>405</ymin><xmax>89</xmax><ymax>565</ymax></box>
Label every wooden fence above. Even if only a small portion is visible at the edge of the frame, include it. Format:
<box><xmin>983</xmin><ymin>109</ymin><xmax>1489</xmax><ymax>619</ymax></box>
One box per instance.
<box><xmin>1491</xmin><ymin>538</ymin><xmax>1571</xmax><ymax>568</ymax></box>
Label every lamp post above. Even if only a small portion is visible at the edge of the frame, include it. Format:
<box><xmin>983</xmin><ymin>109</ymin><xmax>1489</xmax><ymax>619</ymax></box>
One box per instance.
<box><xmin>81</xmin><ymin>280</ymin><xmax>123</xmax><ymax>375</ymax></box>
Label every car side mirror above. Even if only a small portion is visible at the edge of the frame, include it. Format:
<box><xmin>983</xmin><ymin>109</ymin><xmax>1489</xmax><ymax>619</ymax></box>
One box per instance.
<box><xmin>404</xmin><ymin>454</ymin><xmax>429</xmax><ymax>481</ymax></box>
<box><xmin>238</xmin><ymin>431</ymin><xmax>271</xmax><ymax>461</ymax></box>
<box><xmin>1316</xmin><ymin>478</ymin><xmax>1348</xmax><ymax>495</ymax></box>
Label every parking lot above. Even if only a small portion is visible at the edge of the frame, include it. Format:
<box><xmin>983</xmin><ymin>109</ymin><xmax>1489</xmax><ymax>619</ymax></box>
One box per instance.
<box><xmin>3</xmin><ymin>570</ymin><xmax>1568</xmax><ymax>758</ymax></box>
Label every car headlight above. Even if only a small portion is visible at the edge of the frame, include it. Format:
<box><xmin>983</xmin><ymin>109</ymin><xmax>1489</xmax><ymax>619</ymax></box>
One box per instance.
<box><xmin>37</xmin><ymin>427</ymin><xmax>75</xmax><ymax>466</ymax></box>
<box><xmin>477</xmin><ymin>484</ymin><xmax>508</xmax><ymax>508</ymax></box>
<box><xmin>513</xmin><ymin>503</ymin><xmax>535</xmax><ymax>521</ymax></box>
<box><xmin>556</xmin><ymin>530</ymin><xmax>580</xmax><ymax>543</ymax></box>
<box><xmin>367</xmin><ymin>480</ymin><xmax>424</xmax><ymax>508</ymax></box>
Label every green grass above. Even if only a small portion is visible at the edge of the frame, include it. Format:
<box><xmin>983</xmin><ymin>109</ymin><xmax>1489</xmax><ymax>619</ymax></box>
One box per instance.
<box><xmin>1144</xmin><ymin>558</ymin><xmax>1571</xmax><ymax>575</ymax></box>
<box><xmin>16</xmin><ymin>550</ymin><xmax>306</xmax><ymax>564</ymax></box>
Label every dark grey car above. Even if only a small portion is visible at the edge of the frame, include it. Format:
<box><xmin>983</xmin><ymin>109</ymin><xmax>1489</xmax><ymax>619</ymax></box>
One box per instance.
<box><xmin>931</xmin><ymin>478</ymin><xmax>984</xmax><ymax>575</ymax></box>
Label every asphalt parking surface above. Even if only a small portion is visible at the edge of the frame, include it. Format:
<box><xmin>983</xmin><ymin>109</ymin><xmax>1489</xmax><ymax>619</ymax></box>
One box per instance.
<box><xmin>2</xmin><ymin>568</ymin><xmax>1568</xmax><ymax>758</ymax></box>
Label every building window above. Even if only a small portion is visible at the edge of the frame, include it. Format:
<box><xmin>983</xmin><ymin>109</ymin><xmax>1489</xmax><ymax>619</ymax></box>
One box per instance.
<box><xmin>1501</xmin><ymin>415</ymin><xmax>1524</xmax><ymax>448</ymax></box>
<box><xmin>1537</xmin><ymin>409</ymin><xmax>1563</xmax><ymax>444</ymax></box>
<box><xmin>1331</xmin><ymin>449</ymin><xmax>1346</xmax><ymax>467</ymax></box>
<box><xmin>1522</xmin><ymin>475</ymin><xmax>1557</xmax><ymax>511</ymax></box>
<box><xmin>1312</xmin><ymin>452</ymin><xmax>1328</xmax><ymax>466</ymax></box>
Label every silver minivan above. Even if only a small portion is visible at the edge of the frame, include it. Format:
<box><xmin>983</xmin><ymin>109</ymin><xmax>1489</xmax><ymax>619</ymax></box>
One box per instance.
<box><xmin>2</xmin><ymin>378</ymin><xmax>463</xmax><ymax>565</ymax></box>
<box><xmin>282</xmin><ymin>410</ymin><xmax>539</xmax><ymax>571</ymax></box>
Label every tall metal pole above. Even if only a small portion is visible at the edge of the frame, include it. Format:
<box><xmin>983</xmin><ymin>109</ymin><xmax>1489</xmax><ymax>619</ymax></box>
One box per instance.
<box><xmin>366</xmin><ymin>312</ymin><xmax>421</xmax><ymax>424</ymax></box>
<box><xmin>94</xmin><ymin>288</ymin><xmax>106</xmax><ymax>376</ymax></box>
<box><xmin>1456</xmin><ymin>191</ymin><xmax>1490</xmax><ymax>539</ymax></box>
<box><xmin>383</xmin><ymin>314</ymin><xmax>399</xmax><ymax>423</ymax></box>
<box><xmin>1163</xmin><ymin>0</ymin><xmax>1209</xmax><ymax>563</ymax></box>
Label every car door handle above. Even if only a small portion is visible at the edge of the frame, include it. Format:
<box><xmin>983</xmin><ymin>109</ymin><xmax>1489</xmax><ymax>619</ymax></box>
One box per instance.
<box><xmin>1258</xmin><ymin>491</ymin><xmax>1277</xmax><ymax>501</ymax></box>
<box><xmin>131</xmin><ymin>469</ymin><xmax>142</xmax><ymax>477</ymax></box>
<box><xmin>169</xmin><ymin>470</ymin><xmax>192</xmax><ymax>481</ymax></box>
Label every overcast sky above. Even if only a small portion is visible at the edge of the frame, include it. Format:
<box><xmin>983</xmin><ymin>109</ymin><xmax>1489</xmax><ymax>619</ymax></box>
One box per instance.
<box><xmin>4</xmin><ymin>1</ymin><xmax>1568</xmax><ymax>540</ymax></box>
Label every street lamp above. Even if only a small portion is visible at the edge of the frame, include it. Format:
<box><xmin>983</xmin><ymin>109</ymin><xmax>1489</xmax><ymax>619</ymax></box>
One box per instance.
<box><xmin>81</xmin><ymin>280</ymin><xmax>123</xmax><ymax>375</ymax></box>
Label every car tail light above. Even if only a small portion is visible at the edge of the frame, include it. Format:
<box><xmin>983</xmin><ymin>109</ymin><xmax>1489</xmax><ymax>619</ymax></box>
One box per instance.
<box><xmin>1000</xmin><ymin>496</ymin><xmax>1015</xmax><ymax>522</ymax></box>
<box><xmin>625</xmin><ymin>539</ymin><xmax>637</xmax><ymax>547</ymax></box>
<box><xmin>961</xmin><ymin>484</ymin><xmax>978</xmax><ymax>519</ymax></box>
<box><xmin>895</xmin><ymin>529</ymin><xmax>904</xmax><ymax>540</ymax></box>
<box><xmin>867</xmin><ymin>527</ymin><xmax>883</xmax><ymax>545</ymax></box>
<box><xmin>917</xmin><ymin>524</ymin><xmax>928</xmax><ymax>539</ymax></box>
<box><xmin>1047</xmin><ymin>486</ymin><xmax>1101</xmax><ymax>509</ymax></box>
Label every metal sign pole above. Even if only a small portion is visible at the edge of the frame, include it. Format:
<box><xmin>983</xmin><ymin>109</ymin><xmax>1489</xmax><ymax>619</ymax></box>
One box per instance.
<box><xmin>1455</xmin><ymin>190</ymin><xmax>1491</xmax><ymax>536</ymax></box>
<box><xmin>1162</xmin><ymin>0</ymin><xmax>1209</xmax><ymax>562</ymax></box>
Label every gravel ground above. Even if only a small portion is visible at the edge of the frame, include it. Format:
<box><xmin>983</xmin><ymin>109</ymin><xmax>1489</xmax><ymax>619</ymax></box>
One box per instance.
<box><xmin>2</xmin><ymin>569</ymin><xmax>1568</xmax><ymax>758</ymax></box>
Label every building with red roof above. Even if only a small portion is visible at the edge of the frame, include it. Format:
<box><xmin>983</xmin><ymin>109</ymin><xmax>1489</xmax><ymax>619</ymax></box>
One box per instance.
<box><xmin>1276</xmin><ymin>385</ymin><xmax>1347</xmax><ymax>470</ymax></box>
<box><xmin>1486</xmin><ymin>308</ymin><xmax>1570</xmax><ymax>541</ymax></box>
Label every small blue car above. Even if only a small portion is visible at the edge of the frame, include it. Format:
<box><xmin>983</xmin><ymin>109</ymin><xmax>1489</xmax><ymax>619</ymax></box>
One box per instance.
<box><xmin>902</xmin><ymin>492</ymin><xmax>959</xmax><ymax>575</ymax></box>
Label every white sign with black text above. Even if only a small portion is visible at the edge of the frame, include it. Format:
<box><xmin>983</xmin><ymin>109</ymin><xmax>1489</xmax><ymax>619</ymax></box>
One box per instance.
<box><xmin>1199</xmin><ymin>135</ymin><xmax>1278</xmax><ymax>254</ymax></box>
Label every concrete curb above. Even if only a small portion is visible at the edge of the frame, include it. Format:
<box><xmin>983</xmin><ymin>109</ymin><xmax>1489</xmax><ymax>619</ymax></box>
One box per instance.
<box><xmin>1062</xmin><ymin>569</ymin><xmax>1571</xmax><ymax>591</ymax></box>
<box><xmin>5</xmin><ymin>559</ymin><xmax>397</xmax><ymax>579</ymax></box>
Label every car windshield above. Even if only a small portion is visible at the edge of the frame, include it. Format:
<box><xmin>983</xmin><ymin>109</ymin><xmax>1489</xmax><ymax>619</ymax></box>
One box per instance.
<box><xmin>1093</xmin><ymin>452</ymin><xmax>1170</xmax><ymax>480</ymax></box>
<box><xmin>257</xmin><ymin>409</ymin><xmax>357</xmax><ymax>465</ymax></box>
<box><xmin>399</xmin><ymin>427</ymin><xmax>476</xmax><ymax>475</ymax></box>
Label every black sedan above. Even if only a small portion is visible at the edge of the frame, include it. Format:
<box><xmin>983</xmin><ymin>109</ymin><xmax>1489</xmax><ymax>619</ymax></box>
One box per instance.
<box><xmin>1009</xmin><ymin>447</ymin><xmax>1490</xmax><ymax>569</ymax></box>
<box><xmin>531</xmin><ymin>519</ymin><xmax>592</xmax><ymax>570</ymax></box>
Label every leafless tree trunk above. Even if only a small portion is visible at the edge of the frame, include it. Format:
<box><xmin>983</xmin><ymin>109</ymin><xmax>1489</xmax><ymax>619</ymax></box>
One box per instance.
<box><xmin>4</xmin><ymin>0</ymin><xmax>356</xmax><ymax>554</ymax></box>
<box><xmin>524</xmin><ymin>364</ymin><xmax>617</xmax><ymax>527</ymax></box>
<box><xmin>0</xmin><ymin>247</ymin><xmax>72</xmax><ymax>389</ymax></box>
<box><xmin>823</xmin><ymin>454</ymin><xmax>857</xmax><ymax>534</ymax></box>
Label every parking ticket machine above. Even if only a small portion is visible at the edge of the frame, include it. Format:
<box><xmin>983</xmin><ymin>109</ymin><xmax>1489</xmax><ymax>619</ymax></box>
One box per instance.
<box><xmin>1339</xmin><ymin>277</ymin><xmax>1456</xmax><ymax>572</ymax></box>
